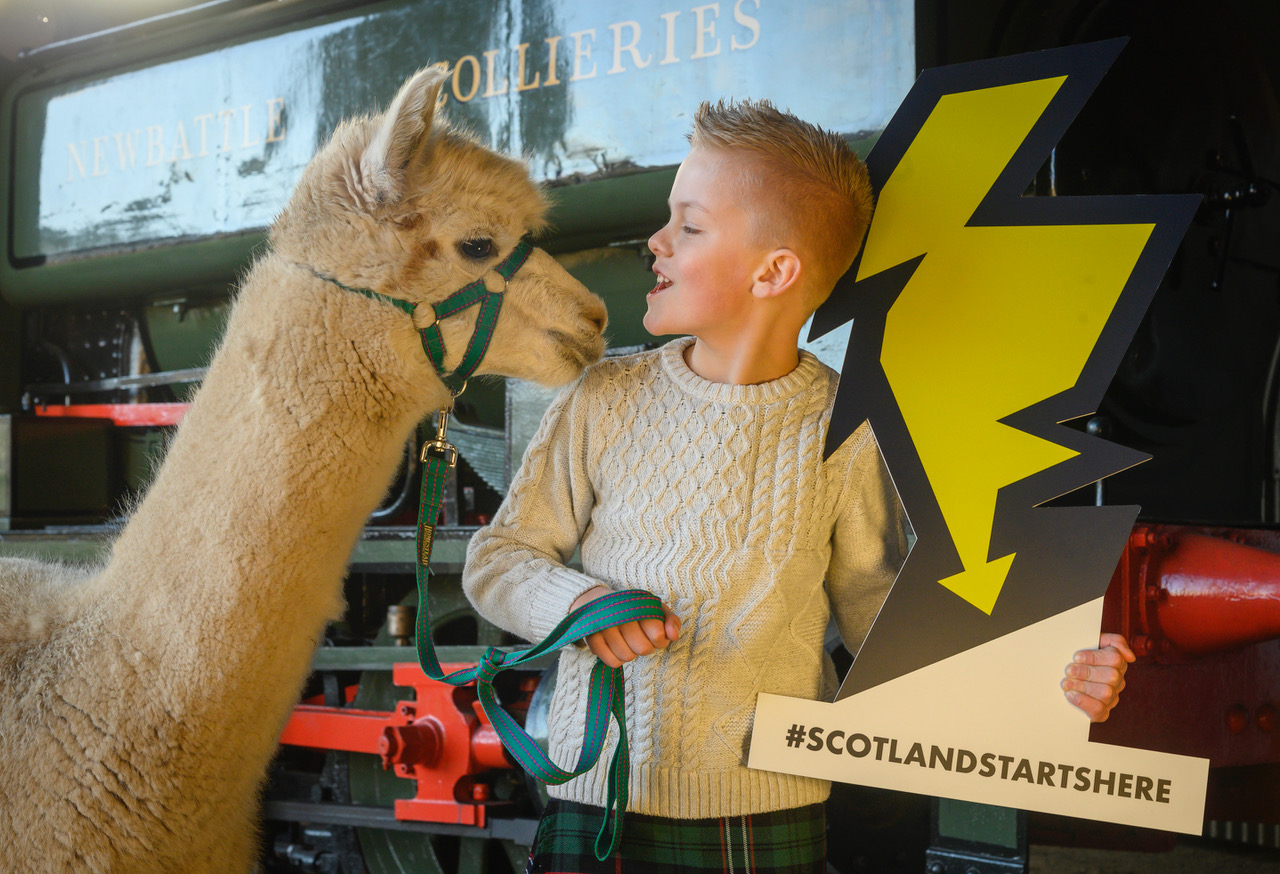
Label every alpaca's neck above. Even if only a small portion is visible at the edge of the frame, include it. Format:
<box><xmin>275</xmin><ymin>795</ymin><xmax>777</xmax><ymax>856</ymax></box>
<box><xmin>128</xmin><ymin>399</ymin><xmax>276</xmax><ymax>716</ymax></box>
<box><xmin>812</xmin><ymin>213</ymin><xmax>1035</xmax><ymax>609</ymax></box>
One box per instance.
<box><xmin>100</xmin><ymin>256</ymin><xmax>442</xmax><ymax>719</ymax></box>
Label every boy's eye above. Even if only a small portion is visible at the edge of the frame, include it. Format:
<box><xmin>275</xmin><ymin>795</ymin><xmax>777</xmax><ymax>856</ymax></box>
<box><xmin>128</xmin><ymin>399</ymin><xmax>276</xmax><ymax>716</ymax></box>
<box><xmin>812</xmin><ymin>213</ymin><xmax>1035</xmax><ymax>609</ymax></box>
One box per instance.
<box><xmin>681</xmin><ymin>225</ymin><xmax>700</xmax><ymax>235</ymax></box>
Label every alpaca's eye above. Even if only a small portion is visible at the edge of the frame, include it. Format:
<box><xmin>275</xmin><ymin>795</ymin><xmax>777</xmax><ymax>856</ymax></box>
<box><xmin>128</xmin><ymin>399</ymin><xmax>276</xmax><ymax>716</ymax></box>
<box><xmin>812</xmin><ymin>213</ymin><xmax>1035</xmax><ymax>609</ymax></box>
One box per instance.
<box><xmin>457</xmin><ymin>238</ymin><xmax>494</xmax><ymax>260</ymax></box>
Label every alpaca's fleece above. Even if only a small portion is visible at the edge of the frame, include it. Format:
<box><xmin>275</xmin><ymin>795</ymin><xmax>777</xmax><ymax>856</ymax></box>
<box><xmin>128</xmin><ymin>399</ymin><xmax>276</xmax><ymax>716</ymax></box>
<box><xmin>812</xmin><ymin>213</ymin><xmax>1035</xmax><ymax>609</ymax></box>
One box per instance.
<box><xmin>0</xmin><ymin>63</ymin><xmax>605</xmax><ymax>873</ymax></box>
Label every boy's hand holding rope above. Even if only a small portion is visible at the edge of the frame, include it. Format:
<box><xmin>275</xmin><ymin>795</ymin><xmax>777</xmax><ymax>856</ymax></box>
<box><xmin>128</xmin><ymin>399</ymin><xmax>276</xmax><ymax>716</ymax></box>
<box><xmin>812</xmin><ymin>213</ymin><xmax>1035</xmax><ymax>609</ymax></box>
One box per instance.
<box><xmin>569</xmin><ymin>584</ymin><xmax>681</xmax><ymax>668</ymax></box>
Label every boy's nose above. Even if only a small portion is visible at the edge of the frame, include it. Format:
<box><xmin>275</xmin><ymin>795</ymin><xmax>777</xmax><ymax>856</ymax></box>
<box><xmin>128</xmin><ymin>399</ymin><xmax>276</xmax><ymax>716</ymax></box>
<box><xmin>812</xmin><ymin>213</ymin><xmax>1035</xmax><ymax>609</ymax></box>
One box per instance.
<box><xmin>647</xmin><ymin>225</ymin><xmax>668</xmax><ymax>257</ymax></box>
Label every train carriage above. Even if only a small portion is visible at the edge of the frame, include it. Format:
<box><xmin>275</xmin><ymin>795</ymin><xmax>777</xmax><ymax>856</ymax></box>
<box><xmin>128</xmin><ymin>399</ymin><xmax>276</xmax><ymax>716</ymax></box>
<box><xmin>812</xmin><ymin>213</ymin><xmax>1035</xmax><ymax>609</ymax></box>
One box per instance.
<box><xmin>1</xmin><ymin>1</ymin><xmax>1279</xmax><ymax>871</ymax></box>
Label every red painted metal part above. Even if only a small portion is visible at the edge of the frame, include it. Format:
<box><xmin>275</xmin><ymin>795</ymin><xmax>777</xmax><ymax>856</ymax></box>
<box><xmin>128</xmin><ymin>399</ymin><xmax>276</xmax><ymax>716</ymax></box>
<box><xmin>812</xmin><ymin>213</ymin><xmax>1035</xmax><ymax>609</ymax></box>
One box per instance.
<box><xmin>1102</xmin><ymin>523</ymin><xmax>1280</xmax><ymax>659</ymax></box>
<box><xmin>1093</xmin><ymin>523</ymin><xmax>1280</xmax><ymax>781</ymax></box>
<box><xmin>33</xmin><ymin>403</ymin><xmax>189</xmax><ymax>427</ymax></box>
<box><xmin>278</xmin><ymin>662</ymin><xmax>518</xmax><ymax>827</ymax></box>
<box><xmin>1153</xmin><ymin>534</ymin><xmax>1280</xmax><ymax>655</ymax></box>
<box><xmin>280</xmin><ymin>706</ymin><xmax>398</xmax><ymax>754</ymax></box>
<box><xmin>389</xmin><ymin>662</ymin><xmax>514</xmax><ymax>825</ymax></box>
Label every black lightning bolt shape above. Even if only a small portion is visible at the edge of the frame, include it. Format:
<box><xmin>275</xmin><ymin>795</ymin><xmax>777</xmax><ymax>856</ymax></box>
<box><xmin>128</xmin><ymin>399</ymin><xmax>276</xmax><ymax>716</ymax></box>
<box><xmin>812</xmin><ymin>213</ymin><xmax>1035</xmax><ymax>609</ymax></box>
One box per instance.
<box><xmin>811</xmin><ymin>39</ymin><xmax>1202</xmax><ymax>699</ymax></box>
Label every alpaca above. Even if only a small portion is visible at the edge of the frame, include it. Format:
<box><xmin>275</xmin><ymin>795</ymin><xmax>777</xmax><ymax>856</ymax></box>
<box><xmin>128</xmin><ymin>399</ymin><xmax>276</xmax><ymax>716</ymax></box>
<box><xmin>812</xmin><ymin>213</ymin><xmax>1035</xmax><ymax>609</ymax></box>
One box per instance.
<box><xmin>0</xmin><ymin>65</ymin><xmax>607</xmax><ymax>874</ymax></box>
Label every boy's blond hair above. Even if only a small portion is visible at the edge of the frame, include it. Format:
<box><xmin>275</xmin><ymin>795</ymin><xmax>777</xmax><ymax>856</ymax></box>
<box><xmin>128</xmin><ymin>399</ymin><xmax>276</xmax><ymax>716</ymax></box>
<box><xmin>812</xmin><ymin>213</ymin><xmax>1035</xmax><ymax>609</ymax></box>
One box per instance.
<box><xmin>689</xmin><ymin>99</ymin><xmax>873</xmax><ymax>310</ymax></box>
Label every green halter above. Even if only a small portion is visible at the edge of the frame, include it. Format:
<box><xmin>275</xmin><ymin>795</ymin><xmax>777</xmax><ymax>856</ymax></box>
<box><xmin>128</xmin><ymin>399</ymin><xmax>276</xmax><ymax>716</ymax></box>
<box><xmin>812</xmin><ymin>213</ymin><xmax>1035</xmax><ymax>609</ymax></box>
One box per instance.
<box><xmin>319</xmin><ymin>242</ymin><xmax>661</xmax><ymax>859</ymax></box>
<box><xmin>326</xmin><ymin>239</ymin><xmax>532</xmax><ymax>394</ymax></box>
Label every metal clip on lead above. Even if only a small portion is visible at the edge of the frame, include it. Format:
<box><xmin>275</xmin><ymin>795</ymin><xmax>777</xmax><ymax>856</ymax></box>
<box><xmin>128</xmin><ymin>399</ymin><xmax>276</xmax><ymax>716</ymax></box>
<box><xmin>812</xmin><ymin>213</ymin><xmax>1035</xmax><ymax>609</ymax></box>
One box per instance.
<box><xmin>421</xmin><ymin>408</ymin><xmax>459</xmax><ymax>467</ymax></box>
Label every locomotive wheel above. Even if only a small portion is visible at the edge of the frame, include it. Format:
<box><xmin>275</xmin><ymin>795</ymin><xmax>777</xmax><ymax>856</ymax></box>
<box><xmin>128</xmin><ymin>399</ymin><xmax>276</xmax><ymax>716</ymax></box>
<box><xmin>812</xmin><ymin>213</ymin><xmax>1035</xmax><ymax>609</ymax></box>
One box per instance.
<box><xmin>347</xmin><ymin>581</ymin><xmax>530</xmax><ymax>874</ymax></box>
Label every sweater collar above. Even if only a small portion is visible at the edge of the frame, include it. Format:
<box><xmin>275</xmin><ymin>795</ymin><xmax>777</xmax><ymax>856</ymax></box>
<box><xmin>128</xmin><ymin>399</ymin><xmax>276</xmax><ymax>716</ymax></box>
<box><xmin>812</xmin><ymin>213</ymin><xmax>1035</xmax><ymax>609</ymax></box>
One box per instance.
<box><xmin>658</xmin><ymin>336</ymin><xmax>824</xmax><ymax>406</ymax></box>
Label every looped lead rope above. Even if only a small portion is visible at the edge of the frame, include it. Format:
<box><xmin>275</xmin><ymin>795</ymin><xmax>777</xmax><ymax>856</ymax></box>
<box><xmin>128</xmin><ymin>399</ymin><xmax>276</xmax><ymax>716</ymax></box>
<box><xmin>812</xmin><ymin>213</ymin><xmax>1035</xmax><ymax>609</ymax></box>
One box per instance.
<box><xmin>317</xmin><ymin>241</ymin><xmax>650</xmax><ymax>859</ymax></box>
<box><xmin>414</xmin><ymin>407</ymin><xmax>662</xmax><ymax>859</ymax></box>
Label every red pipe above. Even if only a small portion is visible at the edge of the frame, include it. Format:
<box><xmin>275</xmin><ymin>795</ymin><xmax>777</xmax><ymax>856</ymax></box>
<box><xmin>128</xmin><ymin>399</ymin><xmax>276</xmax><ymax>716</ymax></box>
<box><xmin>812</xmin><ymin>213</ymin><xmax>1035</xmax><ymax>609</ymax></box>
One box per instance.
<box><xmin>1152</xmin><ymin>532</ymin><xmax>1280</xmax><ymax>655</ymax></box>
<box><xmin>279</xmin><ymin>705</ymin><xmax>394</xmax><ymax>754</ymax></box>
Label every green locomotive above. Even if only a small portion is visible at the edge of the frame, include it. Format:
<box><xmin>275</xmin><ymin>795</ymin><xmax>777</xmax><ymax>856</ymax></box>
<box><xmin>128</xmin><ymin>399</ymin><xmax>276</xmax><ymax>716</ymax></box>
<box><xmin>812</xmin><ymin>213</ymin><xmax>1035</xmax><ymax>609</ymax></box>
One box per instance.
<box><xmin>2</xmin><ymin>1</ymin><xmax>1279</xmax><ymax>872</ymax></box>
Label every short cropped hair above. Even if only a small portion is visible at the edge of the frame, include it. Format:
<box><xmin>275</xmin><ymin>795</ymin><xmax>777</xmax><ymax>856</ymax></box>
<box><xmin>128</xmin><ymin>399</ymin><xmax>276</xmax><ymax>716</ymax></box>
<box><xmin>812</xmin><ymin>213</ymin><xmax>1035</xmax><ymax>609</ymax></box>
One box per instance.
<box><xmin>689</xmin><ymin>99</ymin><xmax>873</xmax><ymax>309</ymax></box>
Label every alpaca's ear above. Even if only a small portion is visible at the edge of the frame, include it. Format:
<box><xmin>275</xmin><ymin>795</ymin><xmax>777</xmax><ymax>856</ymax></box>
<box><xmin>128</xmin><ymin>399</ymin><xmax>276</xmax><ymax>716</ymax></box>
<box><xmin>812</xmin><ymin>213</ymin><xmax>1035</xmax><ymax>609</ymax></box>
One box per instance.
<box><xmin>356</xmin><ymin>63</ymin><xmax>449</xmax><ymax>209</ymax></box>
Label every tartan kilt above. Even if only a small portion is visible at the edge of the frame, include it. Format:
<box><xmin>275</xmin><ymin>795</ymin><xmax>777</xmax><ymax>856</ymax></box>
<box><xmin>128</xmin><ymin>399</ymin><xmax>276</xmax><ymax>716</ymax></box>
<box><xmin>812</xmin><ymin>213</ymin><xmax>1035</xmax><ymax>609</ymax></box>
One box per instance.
<box><xmin>525</xmin><ymin>799</ymin><xmax>826</xmax><ymax>874</ymax></box>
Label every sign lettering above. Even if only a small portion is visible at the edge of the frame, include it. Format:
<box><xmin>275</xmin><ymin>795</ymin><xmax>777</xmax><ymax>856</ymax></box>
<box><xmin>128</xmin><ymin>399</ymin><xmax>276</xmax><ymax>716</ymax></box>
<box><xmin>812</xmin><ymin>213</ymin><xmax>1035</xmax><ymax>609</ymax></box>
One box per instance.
<box><xmin>444</xmin><ymin>1</ymin><xmax>762</xmax><ymax>103</ymax></box>
<box><xmin>65</xmin><ymin>98</ymin><xmax>286</xmax><ymax>184</ymax></box>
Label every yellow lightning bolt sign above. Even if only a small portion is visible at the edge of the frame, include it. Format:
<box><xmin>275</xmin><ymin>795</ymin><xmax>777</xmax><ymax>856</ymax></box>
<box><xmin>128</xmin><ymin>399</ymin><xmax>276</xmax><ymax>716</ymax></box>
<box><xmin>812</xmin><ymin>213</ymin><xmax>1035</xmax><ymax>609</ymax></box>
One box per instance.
<box><xmin>861</xmin><ymin>77</ymin><xmax>1154</xmax><ymax>614</ymax></box>
<box><xmin>756</xmin><ymin>41</ymin><xmax>1212</xmax><ymax>821</ymax></box>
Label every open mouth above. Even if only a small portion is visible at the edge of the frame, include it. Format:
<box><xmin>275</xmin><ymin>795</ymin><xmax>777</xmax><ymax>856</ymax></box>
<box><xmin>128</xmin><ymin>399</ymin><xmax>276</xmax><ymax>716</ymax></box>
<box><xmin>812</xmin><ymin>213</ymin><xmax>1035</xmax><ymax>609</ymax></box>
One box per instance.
<box><xmin>649</xmin><ymin>271</ymin><xmax>673</xmax><ymax>297</ymax></box>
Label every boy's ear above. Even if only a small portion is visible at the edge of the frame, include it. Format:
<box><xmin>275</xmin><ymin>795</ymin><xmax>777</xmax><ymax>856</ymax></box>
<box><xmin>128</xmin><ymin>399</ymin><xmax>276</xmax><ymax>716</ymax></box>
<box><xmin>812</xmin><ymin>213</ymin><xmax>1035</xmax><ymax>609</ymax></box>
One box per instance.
<box><xmin>751</xmin><ymin>249</ymin><xmax>803</xmax><ymax>300</ymax></box>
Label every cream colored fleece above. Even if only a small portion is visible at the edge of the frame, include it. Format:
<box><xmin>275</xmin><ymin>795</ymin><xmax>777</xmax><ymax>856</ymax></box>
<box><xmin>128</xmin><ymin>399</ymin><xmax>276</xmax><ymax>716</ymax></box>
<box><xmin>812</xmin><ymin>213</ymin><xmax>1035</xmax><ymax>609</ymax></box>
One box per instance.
<box><xmin>463</xmin><ymin>336</ymin><xmax>905</xmax><ymax>817</ymax></box>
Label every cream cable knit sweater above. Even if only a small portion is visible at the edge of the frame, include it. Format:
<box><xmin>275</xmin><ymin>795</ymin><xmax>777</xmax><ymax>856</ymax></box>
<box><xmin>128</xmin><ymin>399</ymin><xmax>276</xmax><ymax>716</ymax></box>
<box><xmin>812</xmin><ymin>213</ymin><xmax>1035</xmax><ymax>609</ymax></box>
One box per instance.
<box><xmin>463</xmin><ymin>337</ymin><xmax>905</xmax><ymax>818</ymax></box>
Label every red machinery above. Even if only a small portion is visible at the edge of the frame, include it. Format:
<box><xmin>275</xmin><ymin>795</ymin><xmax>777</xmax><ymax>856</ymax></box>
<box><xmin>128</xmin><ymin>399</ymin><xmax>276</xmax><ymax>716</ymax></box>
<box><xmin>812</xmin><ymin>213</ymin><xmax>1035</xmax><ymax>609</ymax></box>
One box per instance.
<box><xmin>1094</xmin><ymin>523</ymin><xmax>1280</xmax><ymax>822</ymax></box>
<box><xmin>278</xmin><ymin>522</ymin><xmax>1280</xmax><ymax>830</ymax></box>
<box><xmin>279</xmin><ymin>663</ymin><xmax>532</xmax><ymax>827</ymax></box>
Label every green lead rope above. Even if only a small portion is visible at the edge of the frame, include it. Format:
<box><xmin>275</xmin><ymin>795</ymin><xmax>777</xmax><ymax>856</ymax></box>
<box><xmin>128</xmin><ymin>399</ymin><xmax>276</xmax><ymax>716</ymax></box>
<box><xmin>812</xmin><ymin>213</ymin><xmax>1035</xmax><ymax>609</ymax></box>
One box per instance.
<box><xmin>414</xmin><ymin>409</ymin><xmax>662</xmax><ymax>860</ymax></box>
<box><xmin>318</xmin><ymin>243</ymin><xmax>654</xmax><ymax>858</ymax></box>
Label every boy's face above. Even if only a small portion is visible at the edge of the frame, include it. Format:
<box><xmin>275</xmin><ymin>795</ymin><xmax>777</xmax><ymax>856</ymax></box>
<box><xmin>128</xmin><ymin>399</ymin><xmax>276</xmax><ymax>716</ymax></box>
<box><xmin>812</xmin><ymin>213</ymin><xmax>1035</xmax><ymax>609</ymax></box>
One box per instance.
<box><xmin>645</xmin><ymin>148</ymin><xmax>769</xmax><ymax>340</ymax></box>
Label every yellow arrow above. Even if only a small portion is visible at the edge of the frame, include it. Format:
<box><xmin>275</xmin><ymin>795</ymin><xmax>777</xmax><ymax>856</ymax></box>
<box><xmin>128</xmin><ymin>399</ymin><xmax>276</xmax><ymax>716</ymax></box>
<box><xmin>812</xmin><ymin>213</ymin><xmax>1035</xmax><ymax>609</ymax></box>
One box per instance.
<box><xmin>862</xmin><ymin>77</ymin><xmax>1154</xmax><ymax>614</ymax></box>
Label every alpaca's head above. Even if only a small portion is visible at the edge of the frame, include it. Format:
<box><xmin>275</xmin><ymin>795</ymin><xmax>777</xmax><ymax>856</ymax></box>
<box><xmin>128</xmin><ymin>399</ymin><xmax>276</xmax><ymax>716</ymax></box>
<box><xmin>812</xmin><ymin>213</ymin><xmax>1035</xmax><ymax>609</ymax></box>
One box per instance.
<box><xmin>272</xmin><ymin>64</ymin><xmax>606</xmax><ymax>388</ymax></box>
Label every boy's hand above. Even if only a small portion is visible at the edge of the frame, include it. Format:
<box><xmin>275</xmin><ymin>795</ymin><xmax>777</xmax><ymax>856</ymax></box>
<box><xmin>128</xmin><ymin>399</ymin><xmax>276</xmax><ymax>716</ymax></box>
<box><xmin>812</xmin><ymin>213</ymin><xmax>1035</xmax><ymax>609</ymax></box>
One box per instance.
<box><xmin>1061</xmin><ymin>633</ymin><xmax>1136</xmax><ymax>722</ymax></box>
<box><xmin>569</xmin><ymin>585</ymin><xmax>681</xmax><ymax>668</ymax></box>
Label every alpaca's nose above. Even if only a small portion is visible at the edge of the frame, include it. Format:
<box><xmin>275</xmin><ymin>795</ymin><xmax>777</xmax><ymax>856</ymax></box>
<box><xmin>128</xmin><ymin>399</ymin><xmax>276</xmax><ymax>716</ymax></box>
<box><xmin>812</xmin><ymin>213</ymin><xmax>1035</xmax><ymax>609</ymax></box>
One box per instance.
<box><xmin>585</xmin><ymin>300</ymin><xmax>608</xmax><ymax>334</ymax></box>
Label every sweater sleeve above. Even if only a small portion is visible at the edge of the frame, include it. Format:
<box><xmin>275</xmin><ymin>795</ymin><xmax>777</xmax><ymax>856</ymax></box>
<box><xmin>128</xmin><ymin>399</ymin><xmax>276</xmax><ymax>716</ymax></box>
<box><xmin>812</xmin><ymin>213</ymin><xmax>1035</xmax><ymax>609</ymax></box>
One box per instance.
<box><xmin>826</xmin><ymin>429</ymin><xmax>908</xmax><ymax>654</ymax></box>
<box><xmin>462</xmin><ymin>377</ymin><xmax>604</xmax><ymax>643</ymax></box>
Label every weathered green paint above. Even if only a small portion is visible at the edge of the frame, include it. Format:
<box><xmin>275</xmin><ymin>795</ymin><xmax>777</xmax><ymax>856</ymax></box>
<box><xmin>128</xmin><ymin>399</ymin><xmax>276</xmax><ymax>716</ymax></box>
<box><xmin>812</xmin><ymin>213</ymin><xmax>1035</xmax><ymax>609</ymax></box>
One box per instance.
<box><xmin>0</xmin><ymin>417</ymin><xmax>9</xmax><ymax>527</ymax></box>
<box><xmin>0</xmin><ymin>529</ymin><xmax>113</xmax><ymax>564</ymax></box>
<box><xmin>115</xmin><ymin>428</ymin><xmax>169</xmax><ymax>494</ymax></box>
<box><xmin>311</xmin><ymin>644</ymin><xmax>500</xmax><ymax>671</ymax></box>
<box><xmin>144</xmin><ymin>297</ymin><xmax>234</xmax><ymax>373</ymax></box>
<box><xmin>0</xmin><ymin>525</ymin><xmax>465</xmax><ymax>568</ymax></box>
<box><xmin>1</xmin><ymin>230</ymin><xmax>264</xmax><ymax>308</ymax></box>
<box><xmin>452</xmin><ymin>378</ymin><xmax>507</xmax><ymax>431</ymax></box>
<box><xmin>1</xmin><ymin>0</ymin><xmax>913</xmax><ymax>306</ymax></box>
<box><xmin>560</xmin><ymin>245</ymin><xmax>659</xmax><ymax>350</ymax></box>
<box><xmin>543</xmin><ymin>167</ymin><xmax>678</xmax><ymax>255</ymax></box>
<box><xmin>352</xmin><ymin>531</ymin><xmax>467</xmax><ymax>571</ymax></box>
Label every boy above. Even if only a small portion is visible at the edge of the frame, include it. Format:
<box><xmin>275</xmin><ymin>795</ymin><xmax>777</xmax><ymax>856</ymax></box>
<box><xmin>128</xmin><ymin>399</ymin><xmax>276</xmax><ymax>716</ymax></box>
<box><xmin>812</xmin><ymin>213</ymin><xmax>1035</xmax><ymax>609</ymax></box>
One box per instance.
<box><xmin>462</xmin><ymin>99</ymin><xmax>1132</xmax><ymax>873</ymax></box>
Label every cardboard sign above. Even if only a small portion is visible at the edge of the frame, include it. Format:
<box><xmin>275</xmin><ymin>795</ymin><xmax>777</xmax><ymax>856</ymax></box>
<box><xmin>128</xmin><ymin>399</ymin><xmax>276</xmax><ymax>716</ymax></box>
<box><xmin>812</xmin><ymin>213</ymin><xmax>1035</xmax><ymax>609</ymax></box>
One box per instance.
<box><xmin>750</xmin><ymin>40</ymin><xmax>1210</xmax><ymax>834</ymax></box>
